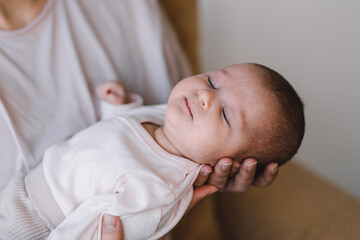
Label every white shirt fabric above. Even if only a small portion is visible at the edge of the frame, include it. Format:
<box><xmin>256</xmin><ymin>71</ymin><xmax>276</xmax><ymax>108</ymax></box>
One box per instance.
<box><xmin>0</xmin><ymin>0</ymin><xmax>191</xmax><ymax>190</ymax></box>
<box><xmin>39</xmin><ymin>104</ymin><xmax>200</xmax><ymax>240</ymax></box>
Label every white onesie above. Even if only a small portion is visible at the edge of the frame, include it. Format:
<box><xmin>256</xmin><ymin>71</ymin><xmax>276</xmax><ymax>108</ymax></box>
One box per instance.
<box><xmin>1</xmin><ymin>103</ymin><xmax>201</xmax><ymax>240</ymax></box>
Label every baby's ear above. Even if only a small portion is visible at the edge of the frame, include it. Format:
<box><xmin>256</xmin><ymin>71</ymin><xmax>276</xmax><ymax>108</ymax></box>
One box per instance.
<box><xmin>96</xmin><ymin>81</ymin><xmax>127</xmax><ymax>105</ymax></box>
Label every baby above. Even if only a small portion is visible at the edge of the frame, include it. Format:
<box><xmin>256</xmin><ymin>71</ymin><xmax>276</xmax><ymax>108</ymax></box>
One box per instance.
<box><xmin>0</xmin><ymin>63</ymin><xmax>304</xmax><ymax>240</ymax></box>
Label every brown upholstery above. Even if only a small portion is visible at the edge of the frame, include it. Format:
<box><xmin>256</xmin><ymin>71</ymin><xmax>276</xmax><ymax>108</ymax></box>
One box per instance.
<box><xmin>160</xmin><ymin>0</ymin><xmax>200</xmax><ymax>74</ymax></box>
<box><xmin>160</xmin><ymin>1</ymin><xmax>360</xmax><ymax>239</ymax></box>
<box><xmin>217</xmin><ymin>161</ymin><xmax>360</xmax><ymax>240</ymax></box>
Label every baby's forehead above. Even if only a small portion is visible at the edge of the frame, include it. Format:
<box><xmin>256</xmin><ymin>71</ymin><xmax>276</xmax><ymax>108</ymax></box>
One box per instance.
<box><xmin>223</xmin><ymin>63</ymin><xmax>264</xmax><ymax>75</ymax></box>
<box><xmin>222</xmin><ymin>70</ymin><xmax>272</xmax><ymax>105</ymax></box>
<box><xmin>220</xmin><ymin>64</ymin><xmax>268</xmax><ymax>88</ymax></box>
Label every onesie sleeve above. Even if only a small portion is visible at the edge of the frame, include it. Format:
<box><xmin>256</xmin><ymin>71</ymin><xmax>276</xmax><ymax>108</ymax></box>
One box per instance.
<box><xmin>99</xmin><ymin>93</ymin><xmax>143</xmax><ymax>120</ymax></box>
<box><xmin>47</xmin><ymin>172</ymin><xmax>174</xmax><ymax>240</ymax></box>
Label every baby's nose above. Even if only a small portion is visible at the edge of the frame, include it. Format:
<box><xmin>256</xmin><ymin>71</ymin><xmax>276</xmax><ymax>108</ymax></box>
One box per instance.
<box><xmin>197</xmin><ymin>89</ymin><xmax>213</xmax><ymax>110</ymax></box>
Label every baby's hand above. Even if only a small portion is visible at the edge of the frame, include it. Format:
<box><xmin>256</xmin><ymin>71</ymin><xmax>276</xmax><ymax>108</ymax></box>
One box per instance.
<box><xmin>97</xmin><ymin>81</ymin><xmax>127</xmax><ymax>105</ymax></box>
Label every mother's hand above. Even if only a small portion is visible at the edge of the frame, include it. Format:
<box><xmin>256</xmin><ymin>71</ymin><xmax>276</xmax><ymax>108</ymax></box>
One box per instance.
<box><xmin>209</xmin><ymin>157</ymin><xmax>279</xmax><ymax>191</ymax></box>
<box><xmin>189</xmin><ymin>157</ymin><xmax>279</xmax><ymax>209</ymax></box>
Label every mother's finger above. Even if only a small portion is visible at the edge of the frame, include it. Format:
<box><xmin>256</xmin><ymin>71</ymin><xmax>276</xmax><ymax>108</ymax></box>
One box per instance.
<box><xmin>193</xmin><ymin>164</ymin><xmax>213</xmax><ymax>187</ymax></box>
<box><xmin>252</xmin><ymin>162</ymin><xmax>278</xmax><ymax>188</ymax></box>
<box><xmin>101</xmin><ymin>214</ymin><xmax>124</xmax><ymax>240</ymax></box>
<box><xmin>207</xmin><ymin>158</ymin><xmax>233</xmax><ymax>189</ymax></box>
<box><xmin>224</xmin><ymin>158</ymin><xmax>257</xmax><ymax>192</ymax></box>
<box><xmin>229</xmin><ymin>161</ymin><xmax>241</xmax><ymax>176</ymax></box>
<box><xmin>188</xmin><ymin>185</ymin><xmax>218</xmax><ymax>211</ymax></box>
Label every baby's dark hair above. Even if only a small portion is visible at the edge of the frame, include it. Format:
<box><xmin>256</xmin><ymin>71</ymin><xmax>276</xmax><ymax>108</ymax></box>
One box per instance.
<box><xmin>241</xmin><ymin>63</ymin><xmax>305</xmax><ymax>168</ymax></box>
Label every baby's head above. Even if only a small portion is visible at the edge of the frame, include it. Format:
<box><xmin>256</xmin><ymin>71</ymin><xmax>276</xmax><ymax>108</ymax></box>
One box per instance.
<box><xmin>163</xmin><ymin>63</ymin><xmax>305</xmax><ymax>168</ymax></box>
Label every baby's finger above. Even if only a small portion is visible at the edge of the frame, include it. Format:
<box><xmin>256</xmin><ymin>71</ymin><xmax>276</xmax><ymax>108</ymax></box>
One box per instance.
<box><xmin>97</xmin><ymin>82</ymin><xmax>127</xmax><ymax>105</ymax></box>
<box><xmin>193</xmin><ymin>165</ymin><xmax>212</xmax><ymax>187</ymax></box>
<box><xmin>207</xmin><ymin>158</ymin><xmax>233</xmax><ymax>189</ymax></box>
<box><xmin>107</xmin><ymin>92</ymin><xmax>126</xmax><ymax>105</ymax></box>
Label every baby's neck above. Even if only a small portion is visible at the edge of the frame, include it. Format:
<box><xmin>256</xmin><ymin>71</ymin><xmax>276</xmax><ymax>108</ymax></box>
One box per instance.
<box><xmin>141</xmin><ymin>123</ymin><xmax>183</xmax><ymax>158</ymax></box>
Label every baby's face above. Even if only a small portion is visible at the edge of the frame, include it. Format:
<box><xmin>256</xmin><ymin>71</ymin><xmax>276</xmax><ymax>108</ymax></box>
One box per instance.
<box><xmin>163</xmin><ymin>63</ymin><xmax>272</xmax><ymax>165</ymax></box>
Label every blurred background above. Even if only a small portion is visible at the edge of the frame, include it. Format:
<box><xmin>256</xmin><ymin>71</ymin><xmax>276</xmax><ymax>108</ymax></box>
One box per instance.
<box><xmin>198</xmin><ymin>0</ymin><xmax>360</xmax><ymax>199</ymax></box>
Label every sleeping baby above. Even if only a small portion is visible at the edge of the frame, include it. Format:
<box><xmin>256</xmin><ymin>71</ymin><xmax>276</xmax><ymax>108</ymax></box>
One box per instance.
<box><xmin>0</xmin><ymin>63</ymin><xmax>304</xmax><ymax>240</ymax></box>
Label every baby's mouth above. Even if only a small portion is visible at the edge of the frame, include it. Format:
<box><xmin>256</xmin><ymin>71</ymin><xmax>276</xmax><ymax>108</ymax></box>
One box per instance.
<box><xmin>185</xmin><ymin>97</ymin><xmax>193</xmax><ymax>118</ymax></box>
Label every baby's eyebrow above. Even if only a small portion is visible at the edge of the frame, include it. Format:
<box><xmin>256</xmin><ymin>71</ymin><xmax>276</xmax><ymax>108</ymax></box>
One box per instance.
<box><xmin>207</xmin><ymin>71</ymin><xmax>225</xmax><ymax>88</ymax></box>
<box><xmin>221</xmin><ymin>68</ymin><xmax>232</xmax><ymax>79</ymax></box>
<box><xmin>214</xmin><ymin>69</ymin><xmax>227</xmax><ymax>79</ymax></box>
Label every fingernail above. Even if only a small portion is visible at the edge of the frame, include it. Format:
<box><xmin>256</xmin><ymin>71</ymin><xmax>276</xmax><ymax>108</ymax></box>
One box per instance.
<box><xmin>222</xmin><ymin>163</ymin><xmax>232</xmax><ymax>172</ymax></box>
<box><xmin>271</xmin><ymin>163</ymin><xmax>278</xmax><ymax>174</ymax></box>
<box><xmin>203</xmin><ymin>170</ymin><xmax>212</xmax><ymax>177</ymax></box>
<box><xmin>210</xmin><ymin>188</ymin><xmax>219</xmax><ymax>195</ymax></box>
<box><xmin>247</xmin><ymin>161</ymin><xmax>257</xmax><ymax>173</ymax></box>
<box><xmin>103</xmin><ymin>214</ymin><xmax>117</xmax><ymax>232</ymax></box>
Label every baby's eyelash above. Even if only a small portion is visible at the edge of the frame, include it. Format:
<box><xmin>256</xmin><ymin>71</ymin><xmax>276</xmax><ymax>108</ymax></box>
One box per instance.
<box><xmin>208</xmin><ymin>77</ymin><xmax>215</xmax><ymax>89</ymax></box>
<box><xmin>222</xmin><ymin>108</ymin><xmax>230</xmax><ymax>124</ymax></box>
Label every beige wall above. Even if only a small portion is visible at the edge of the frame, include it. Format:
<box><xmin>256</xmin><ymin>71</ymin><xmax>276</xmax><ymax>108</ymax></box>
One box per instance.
<box><xmin>198</xmin><ymin>0</ymin><xmax>360</xmax><ymax>198</ymax></box>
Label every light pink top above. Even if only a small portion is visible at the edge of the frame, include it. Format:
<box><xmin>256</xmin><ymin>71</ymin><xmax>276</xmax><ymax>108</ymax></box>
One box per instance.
<box><xmin>0</xmin><ymin>0</ymin><xmax>190</xmax><ymax>190</ymax></box>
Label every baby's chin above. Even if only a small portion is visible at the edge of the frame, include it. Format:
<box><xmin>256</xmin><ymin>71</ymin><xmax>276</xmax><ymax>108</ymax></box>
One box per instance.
<box><xmin>185</xmin><ymin>154</ymin><xmax>218</xmax><ymax>166</ymax></box>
